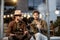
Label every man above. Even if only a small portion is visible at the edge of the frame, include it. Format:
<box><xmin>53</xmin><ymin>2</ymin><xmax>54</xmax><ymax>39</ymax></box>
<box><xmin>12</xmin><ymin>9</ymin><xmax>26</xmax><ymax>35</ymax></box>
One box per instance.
<box><xmin>30</xmin><ymin>10</ymin><xmax>47</xmax><ymax>40</ymax></box>
<box><xmin>6</xmin><ymin>10</ymin><xmax>29</xmax><ymax>40</ymax></box>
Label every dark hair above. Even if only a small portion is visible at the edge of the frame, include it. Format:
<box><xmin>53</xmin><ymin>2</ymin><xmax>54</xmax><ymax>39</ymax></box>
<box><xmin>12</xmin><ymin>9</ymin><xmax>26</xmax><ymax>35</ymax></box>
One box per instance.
<box><xmin>33</xmin><ymin>10</ymin><xmax>40</xmax><ymax>14</ymax></box>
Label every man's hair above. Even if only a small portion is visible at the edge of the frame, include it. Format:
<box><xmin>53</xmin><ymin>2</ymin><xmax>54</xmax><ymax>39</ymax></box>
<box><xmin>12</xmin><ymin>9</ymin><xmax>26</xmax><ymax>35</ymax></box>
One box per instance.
<box><xmin>33</xmin><ymin>10</ymin><xmax>40</xmax><ymax>15</ymax></box>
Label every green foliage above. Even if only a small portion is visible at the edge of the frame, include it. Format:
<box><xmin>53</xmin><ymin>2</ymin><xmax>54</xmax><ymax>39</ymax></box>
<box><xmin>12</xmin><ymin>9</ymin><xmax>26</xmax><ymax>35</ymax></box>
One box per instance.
<box><xmin>54</xmin><ymin>18</ymin><xmax>60</xmax><ymax>27</ymax></box>
<box><xmin>54</xmin><ymin>17</ymin><xmax>60</xmax><ymax>36</ymax></box>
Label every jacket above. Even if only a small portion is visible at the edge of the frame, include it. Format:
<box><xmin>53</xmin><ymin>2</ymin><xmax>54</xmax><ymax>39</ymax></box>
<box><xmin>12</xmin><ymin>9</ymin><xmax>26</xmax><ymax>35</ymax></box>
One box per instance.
<box><xmin>6</xmin><ymin>20</ymin><xmax>27</xmax><ymax>36</ymax></box>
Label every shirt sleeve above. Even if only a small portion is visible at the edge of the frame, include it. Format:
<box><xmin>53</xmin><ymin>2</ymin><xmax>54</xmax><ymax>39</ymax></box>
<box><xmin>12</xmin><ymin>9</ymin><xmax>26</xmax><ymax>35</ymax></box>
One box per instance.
<box><xmin>6</xmin><ymin>21</ymin><xmax>13</xmax><ymax>36</ymax></box>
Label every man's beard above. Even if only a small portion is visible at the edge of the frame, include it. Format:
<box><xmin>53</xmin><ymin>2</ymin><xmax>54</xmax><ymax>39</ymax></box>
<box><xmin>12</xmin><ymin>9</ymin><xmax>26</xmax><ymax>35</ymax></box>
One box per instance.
<box><xmin>35</xmin><ymin>18</ymin><xmax>39</xmax><ymax>20</ymax></box>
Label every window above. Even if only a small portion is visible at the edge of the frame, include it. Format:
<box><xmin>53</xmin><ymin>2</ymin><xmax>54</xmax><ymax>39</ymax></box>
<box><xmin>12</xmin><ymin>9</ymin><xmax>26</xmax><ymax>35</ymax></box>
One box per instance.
<box><xmin>28</xmin><ymin>0</ymin><xmax>45</xmax><ymax>10</ymax></box>
<box><xmin>56</xmin><ymin>0</ymin><xmax>60</xmax><ymax>10</ymax></box>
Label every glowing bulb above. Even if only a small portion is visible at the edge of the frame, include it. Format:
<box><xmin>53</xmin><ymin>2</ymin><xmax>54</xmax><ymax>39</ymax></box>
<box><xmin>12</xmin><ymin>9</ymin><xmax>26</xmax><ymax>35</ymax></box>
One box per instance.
<box><xmin>12</xmin><ymin>0</ymin><xmax>17</xmax><ymax>3</ymax></box>
<box><xmin>24</xmin><ymin>14</ymin><xmax>26</xmax><ymax>17</ymax></box>
<box><xmin>27</xmin><ymin>15</ymin><xmax>30</xmax><ymax>19</ymax></box>
<box><xmin>7</xmin><ymin>15</ymin><xmax>10</xmax><ymax>18</ymax></box>
<box><xmin>4</xmin><ymin>15</ymin><xmax>6</xmax><ymax>18</ymax></box>
<box><xmin>10</xmin><ymin>14</ymin><xmax>13</xmax><ymax>17</ymax></box>
<box><xmin>55</xmin><ymin>10</ymin><xmax>59</xmax><ymax>15</ymax></box>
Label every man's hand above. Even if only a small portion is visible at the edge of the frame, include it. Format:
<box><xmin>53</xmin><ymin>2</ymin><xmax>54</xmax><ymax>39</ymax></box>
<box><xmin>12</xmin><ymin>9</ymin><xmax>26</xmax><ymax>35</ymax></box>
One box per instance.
<box><xmin>24</xmin><ymin>31</ymin><xmax>28</xmax><ymax>35</ymax></box>
<box><xmin>10</xmin><ymin>34</ymin><xmax>15</xmax><ymax>36</ymax></box>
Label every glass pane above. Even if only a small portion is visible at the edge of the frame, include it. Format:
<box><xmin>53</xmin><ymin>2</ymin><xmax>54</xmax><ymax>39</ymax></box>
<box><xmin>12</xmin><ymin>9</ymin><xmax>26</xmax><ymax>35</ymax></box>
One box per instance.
<box><xmin>34</xmin><ymin>2</ymin><xmax>40</xmax><ymax>6</ymax></box>
<box><xmin>34</xmin><ymin>0</ymin><xmax>42</xmax><ymax>3</ymax></box>
<box><xmin>56</xmin><ymin>0</ymin><xmax>60</xmax><ymax>10</ymax></box>
<box><xmin>28</xmin><ymin>0</ymin><xmax>34</xmax><ymax>6</ymax></box>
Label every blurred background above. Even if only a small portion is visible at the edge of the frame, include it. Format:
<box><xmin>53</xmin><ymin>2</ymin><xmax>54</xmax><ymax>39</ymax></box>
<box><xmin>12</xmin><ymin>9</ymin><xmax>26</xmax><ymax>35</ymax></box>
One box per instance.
<box><xmin>0</xmin><ymin>0</ymin><xmax>60</xmax><ymax>40</ymax></box>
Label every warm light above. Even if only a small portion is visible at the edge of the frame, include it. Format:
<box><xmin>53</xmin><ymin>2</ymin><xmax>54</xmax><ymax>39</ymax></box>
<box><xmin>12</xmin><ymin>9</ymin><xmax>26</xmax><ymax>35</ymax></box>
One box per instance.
<box><xmin>12</xmin><ymin>0</ymin><xmax>17</xmax><ymax>3</ymax></box>
<box><xmin>24</xmin><ymin>14</ymin><xmax>26</xmax><ymax>17</ymax></box>
<box><xmin>10</xmin><ymin>14</ymin><xmax>13</xmax><ymax>17</ymax></box>
<box><xmin>4</xmin><ymin>15</ymin><xmax>6</xmax><ymax>18</ymax></box>
<box><xmin>7</xmin><ymin>15</ymin><xmax>10</xmax><ymax>18</ymax></box>
<box><xmin>55</xmin><ymin>10</ymin><xmax>59</xmax><ymax>15</ymax></box>
<box><xmin>27</xmin><ymin>15</ymin><xmax>30</xmax><ymax>19</ymax></box>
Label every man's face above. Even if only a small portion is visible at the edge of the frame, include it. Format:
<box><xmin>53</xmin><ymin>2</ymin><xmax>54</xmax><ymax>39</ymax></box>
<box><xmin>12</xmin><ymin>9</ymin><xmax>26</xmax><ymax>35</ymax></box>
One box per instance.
<box><xmin>15</xmin><ymin>15</ymin><xmax>22</xmax><ymax>21</ymax></box>
<box><xmin>33</xmin><ymin>13</ymin><xmax>39</xmax><ymax>20</ymax></box>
